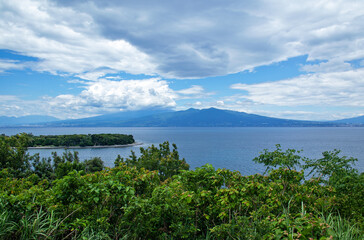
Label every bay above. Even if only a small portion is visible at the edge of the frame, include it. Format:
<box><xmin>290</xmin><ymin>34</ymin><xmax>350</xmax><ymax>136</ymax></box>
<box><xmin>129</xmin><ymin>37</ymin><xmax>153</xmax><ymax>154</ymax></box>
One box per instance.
<box><xmin>1</xmin><ymin>127</ymin><xmax>363</xmax><ymax>175</ymax></box>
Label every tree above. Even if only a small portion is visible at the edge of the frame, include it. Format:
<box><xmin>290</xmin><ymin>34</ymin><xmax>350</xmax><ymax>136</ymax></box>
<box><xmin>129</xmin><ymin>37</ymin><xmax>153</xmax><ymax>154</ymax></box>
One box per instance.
<box><xmin>253</xmin><ymin>144</ymin><xmax>303</xmax><ymax>174</ymax></box>
<box><xmin>116</xmin><ymin>141</ymin><xmax>190</xmax><ymax>180</ymax></box>
<box><xmin>303</xmin><ymin>149</ymin><xmax>358</xmax><ymax>184</ymax></box>
<box><xmin>0</xmin><ymin>133</ymin><xmax>32</xmax><ymax>177</ymax></box>
<box><xmin>84</xmin><ymin>157</ymin><xmax>104</xmax><ymax>173</ymax></box>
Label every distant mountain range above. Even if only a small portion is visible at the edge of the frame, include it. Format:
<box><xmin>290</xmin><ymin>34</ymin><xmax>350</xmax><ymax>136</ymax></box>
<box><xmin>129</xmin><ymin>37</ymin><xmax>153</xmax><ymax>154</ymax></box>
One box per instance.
<box><xmin>1</xmin><ymin>108</ymin><xmax>363</xmax><ymax>127</ymax></box>
<box><xmin>0</xmin><ymin>115</ymin><xmax>59</xmax><ymax>127</ymax></box>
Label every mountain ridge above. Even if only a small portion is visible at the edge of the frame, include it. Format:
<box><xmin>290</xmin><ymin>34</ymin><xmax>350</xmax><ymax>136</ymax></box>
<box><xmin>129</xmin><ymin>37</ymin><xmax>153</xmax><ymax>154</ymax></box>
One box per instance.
<box><xmin>1</xmin><ymin>108</ymin><xmax>363</xmax><ymax>127</ymax></box>
<box><xmin>113</xmin><ymin>108</ymin><xmax>331</xmax><ymax>127</ymax></box>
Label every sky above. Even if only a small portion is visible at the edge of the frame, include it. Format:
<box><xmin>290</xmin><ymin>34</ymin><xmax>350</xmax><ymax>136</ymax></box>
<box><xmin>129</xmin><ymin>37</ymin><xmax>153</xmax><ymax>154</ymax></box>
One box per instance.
<box><xmin>1</xmin><ymin>0</ymin><xmax>364</xmax><ymax>121</ymax></box>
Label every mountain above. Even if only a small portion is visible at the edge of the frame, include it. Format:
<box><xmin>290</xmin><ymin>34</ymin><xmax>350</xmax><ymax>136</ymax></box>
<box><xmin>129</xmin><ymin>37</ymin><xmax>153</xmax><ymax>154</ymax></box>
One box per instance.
<box><xmin>0</xmin><ymin>115</ymin><xmax>59</xmax><ymax>127</ymax></box>
<box><xmin>44</xmin><ymin>108</ymin><xmax>334</xmax><ymax>127</ymax></box>
<box><xmin>332</xmin><ymin>115</ymin><xmax>364</xmax><ymax>125</ymax></box>
<box><xmin>43</xmin><ymin>108</ymin><xmax>173</xmax><ymax>127</ymax></box>
<box><xmin>115</xmin><ymin>108</ymin><xmax>331</xmax><ymax>127</ymax></box>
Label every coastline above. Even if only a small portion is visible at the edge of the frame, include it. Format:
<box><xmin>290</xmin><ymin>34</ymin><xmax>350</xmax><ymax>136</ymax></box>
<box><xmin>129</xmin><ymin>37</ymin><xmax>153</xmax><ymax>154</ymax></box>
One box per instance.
<box><xmin>28</xmin><ymin>142</ymin><xmax>143</xmax><ymax>149</ymax></box>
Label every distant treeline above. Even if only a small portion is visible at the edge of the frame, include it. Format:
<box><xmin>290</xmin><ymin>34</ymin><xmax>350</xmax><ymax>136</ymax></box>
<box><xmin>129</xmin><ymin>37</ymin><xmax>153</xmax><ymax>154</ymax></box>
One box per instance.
<box><xmin>0</xmin><ymin>133</ymin><xmax>135</xmax><ymax>147</ymax></box>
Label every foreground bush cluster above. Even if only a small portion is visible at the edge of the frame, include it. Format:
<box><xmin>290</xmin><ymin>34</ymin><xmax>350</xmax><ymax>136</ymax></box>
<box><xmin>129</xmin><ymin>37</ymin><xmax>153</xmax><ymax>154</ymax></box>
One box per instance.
<box><xmin>0</xmin><ymin>133</ymin><xmax>363</xmax><ymax>239</ymax></box>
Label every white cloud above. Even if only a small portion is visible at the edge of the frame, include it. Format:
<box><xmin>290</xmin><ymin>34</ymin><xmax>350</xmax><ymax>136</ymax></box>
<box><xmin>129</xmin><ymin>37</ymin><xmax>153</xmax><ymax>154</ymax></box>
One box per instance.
<box><xmin>78</xmin><ymin>78</ymin><xmax>177</xmax><ymax>110</ymax></box>
<box><xmin>0</xmin><ymin>0</ymin><xmax>157</xmax><ymax>76</ymax></box>
<box><xmin>0</xmin><ymin>95</ymin><xmax>20</xmax><ymax>102</ymax></box>
<box><xmin>0</xmin><ymin>95</ymin><xmax>41</xmax><ymax>117</ymax></box>
<box><xmin>301</xmin><ymin>59</ymin><xmax>353</xmax><ymax>73</ymax></box>
<box><xmin>1</xmin><ymin>0</ymin><xmax>364</xmax><ymax>78</ymax></box>
<box><xmin>194</xmin><ymin>101</ymin><xmax>202</xmax><ymax>106</ymax></box>
<box><xmin>75</xmin><ymin>70</ymin><xmax>116</xmax><ymax>81</ymax></box>
<box><xmin>0</xmin><ymin>78</ymin><xmax>178</xmax><ymax>119</ymax></box>
<box><xmin>177</xmin><ymin>85</ymin><xmax>205</xmax><ymax>95</ymax></box>
<box><xmin>216</xmin><ymin>100</ymin><xmax>224</xmax><ymax>106</ymax></box>
<box><xmin>0</xmin><ymin>60</ymin><xmax>27</xmax><ymax>72</ymax></box>
<box><xmin>56</xmin><ymin>0</ymin><xmax>364</xmax><ymax>78</ymax></box>
<box><xmin>231</xmin><ymin>68</ymin><xmax>364</xmax><ymax>107</ymax></box>
<box><xmin>0</xmin><ymin>77</ymin><xmax>220</xmax><ymax>119</ymax></box>
<box><xmin>176</xmin><ymin>85</ymin><xmax>214</xmax><ymax>99</ymax></box>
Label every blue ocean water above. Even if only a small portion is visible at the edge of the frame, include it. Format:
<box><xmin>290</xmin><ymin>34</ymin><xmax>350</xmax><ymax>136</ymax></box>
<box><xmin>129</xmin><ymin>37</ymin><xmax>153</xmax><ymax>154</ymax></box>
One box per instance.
<box><xmin>1</xmin><ymin>127</ymin><xmax>363</xmax><ymax>175</ymax></box>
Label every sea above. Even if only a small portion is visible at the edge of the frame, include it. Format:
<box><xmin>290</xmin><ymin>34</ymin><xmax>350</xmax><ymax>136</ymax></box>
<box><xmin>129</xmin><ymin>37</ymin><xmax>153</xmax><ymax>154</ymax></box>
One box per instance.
<box><xmin>1</xmin><ymin>127</ymin><xmax>363</xmax><ymax>175</ymax></box>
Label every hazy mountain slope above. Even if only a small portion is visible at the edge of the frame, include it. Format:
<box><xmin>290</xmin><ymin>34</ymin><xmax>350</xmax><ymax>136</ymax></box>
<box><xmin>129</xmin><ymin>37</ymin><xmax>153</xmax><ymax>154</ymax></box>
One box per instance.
<box><xmin>0</xmin><ymin>115</ymin><xmax>59</xmax><ymax>126</ymax></box>
<box><xmin>332</xmin><ymin>115</ymin><xmax>364</xmax><ymax>125</ymax></box>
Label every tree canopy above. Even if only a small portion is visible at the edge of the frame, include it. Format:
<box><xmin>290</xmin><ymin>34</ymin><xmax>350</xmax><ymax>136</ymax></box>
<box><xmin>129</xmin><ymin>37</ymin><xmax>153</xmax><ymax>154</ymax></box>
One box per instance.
<box><xmin>1</xmin><ymin>133</ymin><xmax>135</xmax><ymax>148</ymax></box>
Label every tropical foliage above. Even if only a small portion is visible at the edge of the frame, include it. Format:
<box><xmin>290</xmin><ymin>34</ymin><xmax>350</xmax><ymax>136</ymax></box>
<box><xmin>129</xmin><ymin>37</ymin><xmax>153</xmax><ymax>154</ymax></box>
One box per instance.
<box><xmin>0</xmin><ymin>134</ymin><xmax>363</xmax><ymax>239</ymax></box>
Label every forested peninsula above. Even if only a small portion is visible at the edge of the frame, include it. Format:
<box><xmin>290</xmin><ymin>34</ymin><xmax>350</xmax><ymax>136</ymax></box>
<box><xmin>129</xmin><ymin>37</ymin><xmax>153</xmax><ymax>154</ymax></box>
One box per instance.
<box><xmin>0</xmin><ymin>133</ymin><xmax>135</xmax><ymax>148</ymax></box>
<box><xmin>0</xmin><ymin>133</ymin><xmax>363</xmax><ymax>239</ymax></box>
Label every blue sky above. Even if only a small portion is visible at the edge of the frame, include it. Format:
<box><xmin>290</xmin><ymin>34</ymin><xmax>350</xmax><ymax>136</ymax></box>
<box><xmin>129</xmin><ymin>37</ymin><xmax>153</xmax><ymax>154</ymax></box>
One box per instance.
<box><xmin>1</xmin><ymin>0</ymin><xmax>364</xmax><ymax>120</ymax></box>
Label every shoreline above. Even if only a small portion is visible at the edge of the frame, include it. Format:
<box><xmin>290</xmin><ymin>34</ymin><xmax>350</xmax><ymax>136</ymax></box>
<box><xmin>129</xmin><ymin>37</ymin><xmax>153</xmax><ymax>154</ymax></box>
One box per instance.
<box><xmin>28</xmin><ymin>142</ymin><xmax>142</xmax><ymax>149</ymax></box>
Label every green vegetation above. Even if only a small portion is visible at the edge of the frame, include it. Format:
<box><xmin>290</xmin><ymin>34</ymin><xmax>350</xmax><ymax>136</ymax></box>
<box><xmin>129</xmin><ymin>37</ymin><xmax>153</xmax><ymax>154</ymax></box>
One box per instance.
<box><xmin>0</xmin><ymin>133</ymin><xmax>135</xmax><ymax>147</ymax></box>
<box><xmin>0</xmin><ymin>134</ymin><xmax>363</xmax><ymax>239</ymax></box>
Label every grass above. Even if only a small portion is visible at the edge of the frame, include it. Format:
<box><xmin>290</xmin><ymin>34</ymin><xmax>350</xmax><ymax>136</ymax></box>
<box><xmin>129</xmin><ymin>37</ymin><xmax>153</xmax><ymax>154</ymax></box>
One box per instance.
<box><xmin>322</xmin><ymin>213</ymin><xmax>363</xmax><ymax>240</ymax></box>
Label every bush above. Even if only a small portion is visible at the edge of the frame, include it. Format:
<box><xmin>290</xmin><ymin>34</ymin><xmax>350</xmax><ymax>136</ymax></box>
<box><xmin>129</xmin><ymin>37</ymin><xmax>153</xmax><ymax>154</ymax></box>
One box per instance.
<box><xmin>115</xmin><ymin>141</ymin><xmax>189</xmax><ymax>180</ymax></box>
<box><xmin>0</xmin><ymin>139</ymin><xmax>362</xmax><ymax>239</ymax></box>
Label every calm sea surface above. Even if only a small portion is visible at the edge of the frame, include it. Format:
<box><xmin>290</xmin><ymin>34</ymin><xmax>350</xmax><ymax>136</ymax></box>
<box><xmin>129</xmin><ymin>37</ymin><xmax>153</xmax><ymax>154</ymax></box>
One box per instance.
<box><xmin>1</xmin><ymin>127</ymin><xmax>363</xmax><ymax>175</ymax></box>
